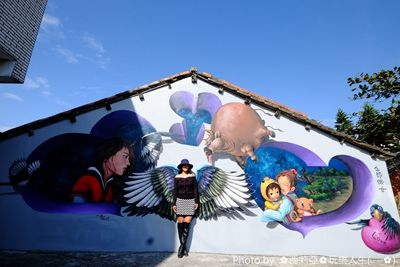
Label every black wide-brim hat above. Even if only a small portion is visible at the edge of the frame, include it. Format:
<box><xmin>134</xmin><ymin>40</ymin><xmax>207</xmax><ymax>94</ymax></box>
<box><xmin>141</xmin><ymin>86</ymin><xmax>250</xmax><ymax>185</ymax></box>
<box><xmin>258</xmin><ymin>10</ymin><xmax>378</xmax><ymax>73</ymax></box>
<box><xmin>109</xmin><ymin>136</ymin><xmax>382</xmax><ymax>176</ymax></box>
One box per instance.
<box><xmin>177</xmin><ymin>159</ymin><xmax>193</xmax><ymax>169</ymax></box>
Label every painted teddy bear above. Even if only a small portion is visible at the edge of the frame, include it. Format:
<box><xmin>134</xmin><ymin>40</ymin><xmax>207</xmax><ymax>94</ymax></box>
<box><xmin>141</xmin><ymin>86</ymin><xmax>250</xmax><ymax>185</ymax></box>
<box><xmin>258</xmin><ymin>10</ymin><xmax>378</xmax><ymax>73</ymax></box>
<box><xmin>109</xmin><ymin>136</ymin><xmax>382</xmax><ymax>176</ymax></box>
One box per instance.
<box><xmin>295</xmin><ymin>197</ymin><xmax>322</xmax><ymax>218</ymax></box>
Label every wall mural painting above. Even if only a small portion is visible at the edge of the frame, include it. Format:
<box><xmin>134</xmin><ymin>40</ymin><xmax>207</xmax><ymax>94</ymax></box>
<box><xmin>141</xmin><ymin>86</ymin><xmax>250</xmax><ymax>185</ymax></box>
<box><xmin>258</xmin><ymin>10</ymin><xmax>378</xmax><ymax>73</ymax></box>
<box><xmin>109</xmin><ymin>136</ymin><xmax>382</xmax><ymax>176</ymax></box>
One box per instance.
<box><xmin>5</xmin><ymin>90</ymin><xmax>400</xmax><ymax>254</ymax></box>
<box><xmin>245</xmin><ymin>142</ymin><xmax>400</xmax><ymax>253</ymax></box>
<box><xmin>247</xmin><ymin>144</ymin><xmax>365</xmax><ymax>230</ymax></box>
<box><xmin>169</xmin><ymin>91</ymin><xmax>222</xmax><ymax>146</ymax></box>
<box><xmin>121</xmin><ymin>164</ymin><xmax>253</xmax><ymax>221</ymax></box>
<box><xmin>347</xmin><ymin>204</ymin><xmax>400</xmax><ymax>254</ymax></box>
<box><xmin>8</xmin><ymin>110</ymin><xmax>163</xmax><ymax>214</ymax></box>
<box><xmin>204</xmin><ymin>102</ymin><xmax>275</xmax><ymax>166</ymax></box>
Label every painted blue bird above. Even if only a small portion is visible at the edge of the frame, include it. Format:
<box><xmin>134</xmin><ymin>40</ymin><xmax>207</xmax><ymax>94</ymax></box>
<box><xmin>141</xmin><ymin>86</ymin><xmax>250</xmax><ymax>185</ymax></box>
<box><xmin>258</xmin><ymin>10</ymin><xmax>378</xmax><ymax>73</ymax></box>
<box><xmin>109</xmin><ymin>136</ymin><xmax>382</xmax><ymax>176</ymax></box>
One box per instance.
<box><xmin>346</xmin><ymin>204</ymin><xmax>400</xmax><ymax>254</ymax></box>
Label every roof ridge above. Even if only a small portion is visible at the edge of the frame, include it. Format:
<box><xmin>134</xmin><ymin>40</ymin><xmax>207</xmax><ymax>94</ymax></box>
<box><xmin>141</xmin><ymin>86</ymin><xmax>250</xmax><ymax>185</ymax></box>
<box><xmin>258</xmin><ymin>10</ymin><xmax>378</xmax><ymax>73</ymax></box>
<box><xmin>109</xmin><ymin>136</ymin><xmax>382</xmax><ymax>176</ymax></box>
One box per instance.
<box><xmin>0</xmin><ymin>68</ymin><xmax>396</xmax><ymax>160</ymax></box>
<box><xmin>199</xmin><ymin>71</ymin><xmax>307</xmax><ymax>118</ymax></box>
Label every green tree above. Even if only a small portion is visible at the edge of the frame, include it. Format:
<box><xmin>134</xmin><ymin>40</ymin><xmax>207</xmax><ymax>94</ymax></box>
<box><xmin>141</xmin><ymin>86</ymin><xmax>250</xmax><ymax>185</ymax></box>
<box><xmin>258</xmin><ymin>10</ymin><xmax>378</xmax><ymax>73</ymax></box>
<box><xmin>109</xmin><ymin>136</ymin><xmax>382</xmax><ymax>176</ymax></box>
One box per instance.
<box><xmin>335</xmin><ymin>108</ymin><xmax>354</xmax><ymax>135</ymax></box>
<box><xmin>335</xmin><ymin>67</ymin><xmax>400</xmax><ymax>153</ymax></box>
<box><xmin>354</xmin><ymin>103</ymin><xmax>382</xmax><ymax>144</ymax></box>
<box><xmin>348</xmin><ymin>67</ymin><xmax>400</xmax><ymax>101</ymax></box>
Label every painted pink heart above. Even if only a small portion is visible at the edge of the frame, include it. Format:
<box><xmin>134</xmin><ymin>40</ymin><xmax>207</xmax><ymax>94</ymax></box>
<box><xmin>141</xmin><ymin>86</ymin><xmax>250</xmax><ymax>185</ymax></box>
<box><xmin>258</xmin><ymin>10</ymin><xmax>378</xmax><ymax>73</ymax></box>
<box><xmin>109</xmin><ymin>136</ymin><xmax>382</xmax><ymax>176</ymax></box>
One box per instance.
<box><xmin>361</xmin><ymin>217</ymin><xmax>400</xmax><ymax>253</ymax></box>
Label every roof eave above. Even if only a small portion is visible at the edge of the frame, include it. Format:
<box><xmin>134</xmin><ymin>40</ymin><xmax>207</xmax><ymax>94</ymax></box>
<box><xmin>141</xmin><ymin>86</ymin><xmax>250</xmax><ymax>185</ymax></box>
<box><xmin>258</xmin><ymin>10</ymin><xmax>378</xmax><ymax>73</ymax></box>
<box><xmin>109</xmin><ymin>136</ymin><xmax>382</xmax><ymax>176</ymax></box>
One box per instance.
<box><xmin>0</xmin><ymin>68</ymin><xmax>395</xmax><ymax>160</ymax></box>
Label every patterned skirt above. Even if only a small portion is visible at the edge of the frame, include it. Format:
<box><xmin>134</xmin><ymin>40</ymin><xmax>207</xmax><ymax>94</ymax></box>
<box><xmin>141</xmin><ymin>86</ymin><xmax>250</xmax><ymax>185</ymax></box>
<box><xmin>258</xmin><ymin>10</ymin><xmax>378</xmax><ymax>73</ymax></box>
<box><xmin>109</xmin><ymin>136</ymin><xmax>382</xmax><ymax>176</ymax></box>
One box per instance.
<box><xmin>176</xmin><ymin>198</ymin><xmax>195</xmax><ymax>216</ymax></box>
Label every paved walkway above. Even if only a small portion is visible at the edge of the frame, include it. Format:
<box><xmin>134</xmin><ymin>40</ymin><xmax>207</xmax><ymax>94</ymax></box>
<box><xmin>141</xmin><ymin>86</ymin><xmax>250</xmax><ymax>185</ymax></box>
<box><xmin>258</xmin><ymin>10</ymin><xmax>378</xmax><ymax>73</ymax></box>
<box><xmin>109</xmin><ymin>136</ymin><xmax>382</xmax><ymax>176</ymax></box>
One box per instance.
<box><xmin>0</xmin><ymin>251</ymin><xmax>399</xmax><ymax>267</ymax></box>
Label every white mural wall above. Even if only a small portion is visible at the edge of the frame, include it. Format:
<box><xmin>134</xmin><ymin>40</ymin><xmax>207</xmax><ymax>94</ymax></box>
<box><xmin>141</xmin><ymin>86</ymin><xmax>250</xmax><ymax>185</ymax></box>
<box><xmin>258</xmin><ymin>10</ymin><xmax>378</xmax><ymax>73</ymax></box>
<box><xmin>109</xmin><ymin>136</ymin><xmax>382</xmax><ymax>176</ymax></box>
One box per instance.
<box><xmin>0</xmin><ymin>77</ymin><xmax>399</xmax><ymax>257</ymax></box>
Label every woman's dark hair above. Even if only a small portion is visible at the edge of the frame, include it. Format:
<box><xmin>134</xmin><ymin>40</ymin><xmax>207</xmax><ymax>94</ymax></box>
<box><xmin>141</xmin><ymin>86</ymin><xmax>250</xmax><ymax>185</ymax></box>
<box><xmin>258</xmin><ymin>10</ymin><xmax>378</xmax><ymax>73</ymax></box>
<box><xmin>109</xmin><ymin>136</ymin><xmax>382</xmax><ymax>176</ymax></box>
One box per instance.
<box><xmin>177</xmin><ymin>165</ymin><xmax>193</xmax><ymax>174</ymax></box>
<box><xmin>92</xmin><ymin>137</ymin><xmax>134</xmax><ymax>168</ymax></box>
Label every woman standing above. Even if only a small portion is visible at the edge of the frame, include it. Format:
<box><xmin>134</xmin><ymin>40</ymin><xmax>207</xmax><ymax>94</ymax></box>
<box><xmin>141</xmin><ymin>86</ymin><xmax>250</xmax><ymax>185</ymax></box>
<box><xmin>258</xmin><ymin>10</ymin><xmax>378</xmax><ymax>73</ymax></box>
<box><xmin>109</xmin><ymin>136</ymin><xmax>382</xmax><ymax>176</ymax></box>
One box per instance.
<box><xmin>172</xmin><ymin>159</ymin><xmax>199</xmax><ymax>258</ymax></box>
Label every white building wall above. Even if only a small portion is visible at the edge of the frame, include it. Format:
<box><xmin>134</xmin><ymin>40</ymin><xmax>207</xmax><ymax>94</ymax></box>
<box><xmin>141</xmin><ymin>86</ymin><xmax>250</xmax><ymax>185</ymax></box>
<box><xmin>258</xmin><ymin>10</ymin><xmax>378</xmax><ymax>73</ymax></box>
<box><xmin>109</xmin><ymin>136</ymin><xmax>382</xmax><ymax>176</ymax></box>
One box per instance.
<box><xmin>0</xmin><ymin>77</ymin><xmax>397</xmax><ymax>257</ymax></box>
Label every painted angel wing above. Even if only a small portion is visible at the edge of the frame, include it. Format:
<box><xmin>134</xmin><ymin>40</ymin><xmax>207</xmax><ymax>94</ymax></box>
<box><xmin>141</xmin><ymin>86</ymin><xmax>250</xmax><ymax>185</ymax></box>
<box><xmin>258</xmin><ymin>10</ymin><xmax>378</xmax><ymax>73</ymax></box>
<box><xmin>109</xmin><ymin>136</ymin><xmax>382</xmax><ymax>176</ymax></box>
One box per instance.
<box><xmin>137</xmin><ymin>132</ymin><xmax>163</xmax><ymax>171</ymax></box>
<box><xmin>120</xmin><ymin>166</ymin><xmax>177</xmax><ymax>220</ymax></box>
<box><xmin>8</xmin><ymin>158</ymin><xmax>41</xmax><ymax>191</ymax></box>
<box><xmin>197</xmin><ymin>166</ymin><xmax>255</xmax><ymax>220</ymax></box>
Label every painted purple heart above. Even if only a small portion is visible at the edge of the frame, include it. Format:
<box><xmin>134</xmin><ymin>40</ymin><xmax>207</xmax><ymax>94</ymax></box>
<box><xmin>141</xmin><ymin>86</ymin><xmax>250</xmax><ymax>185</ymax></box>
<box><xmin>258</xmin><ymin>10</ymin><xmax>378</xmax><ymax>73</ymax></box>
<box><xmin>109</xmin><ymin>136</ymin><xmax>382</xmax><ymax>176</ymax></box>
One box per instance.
<box><xmin>247</xmin><ymin>141</ymin><xmax>373</xmax><ymax>236</ymax></box>
<box><xmin>169</xmin><ymin>91</ymin><xmax>221</xmax><ymax>146</ymax></box>
<box><xmin>169</xmin><ymin>120</ymin><xmax>205</xmax><ymax>146</ymax></box>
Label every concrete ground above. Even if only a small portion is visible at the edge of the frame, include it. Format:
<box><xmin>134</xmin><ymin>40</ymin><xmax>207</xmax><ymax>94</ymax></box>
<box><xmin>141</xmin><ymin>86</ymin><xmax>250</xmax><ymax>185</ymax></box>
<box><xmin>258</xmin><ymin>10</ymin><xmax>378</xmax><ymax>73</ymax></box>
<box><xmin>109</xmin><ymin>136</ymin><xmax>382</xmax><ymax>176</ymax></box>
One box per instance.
<box><xmin>0</xmin><ymin>251</ymin><xmax>399</xmax><ymax>267</ymax></box>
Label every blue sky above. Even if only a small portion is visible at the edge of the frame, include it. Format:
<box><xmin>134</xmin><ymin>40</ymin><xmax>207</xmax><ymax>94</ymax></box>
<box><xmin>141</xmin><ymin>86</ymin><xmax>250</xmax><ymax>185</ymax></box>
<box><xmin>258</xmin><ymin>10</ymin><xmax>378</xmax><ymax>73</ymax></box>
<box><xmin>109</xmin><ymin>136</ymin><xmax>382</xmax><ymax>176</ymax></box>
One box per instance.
<box><xmin>1</xmin><ymin>0</ymin><xmax>399</xmax><ymax>132</ymax></box>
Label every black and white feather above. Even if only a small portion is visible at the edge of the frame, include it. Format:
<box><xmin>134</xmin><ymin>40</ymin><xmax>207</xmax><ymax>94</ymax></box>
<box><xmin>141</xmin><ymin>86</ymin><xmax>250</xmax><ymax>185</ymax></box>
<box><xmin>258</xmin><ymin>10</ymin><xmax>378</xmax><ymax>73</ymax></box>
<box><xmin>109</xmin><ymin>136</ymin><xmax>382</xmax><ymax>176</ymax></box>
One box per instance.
<box><xmin>121</xmin><ymin>166</ymin><xmax>176</xmax><ymax>219</ymax></box>
<box><xmin>134</xmin><ymin>132</ymin><xmax>163</xmax><ymax>172</ymax></box>
<box><xmin>120</xmin><ymin>165</ymin><xmax>255</xmax><ymax>221</ymax></box>
<box><xmin>8</xmin><ymin>158</ymin><xmax>42</xmax><ymax>191</ymax></box>
<box><xmin>9</xmin><ymin>158</ymin><xmax>28</xmax><ymax>182</ymax></box>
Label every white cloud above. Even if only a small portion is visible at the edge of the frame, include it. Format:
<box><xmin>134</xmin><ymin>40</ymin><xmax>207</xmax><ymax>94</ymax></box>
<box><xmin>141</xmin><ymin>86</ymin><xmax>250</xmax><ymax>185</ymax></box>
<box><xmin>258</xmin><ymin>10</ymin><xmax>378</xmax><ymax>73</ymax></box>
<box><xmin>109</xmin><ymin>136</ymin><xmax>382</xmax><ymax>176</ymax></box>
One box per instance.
<box><xmin>16</xmin><ymin>76</ymin><xmax>69</xmax><ymax>109</ymax></box>
<box><xmin>40</xmin><ymin>14</ymin><xmax>65</xmax><ymax>40</ymax></box>
<box><xmin>24</xmin><ymin>77</ymin><xmax>40</xmax><ymax>89</ymax></box>
<box><xmin>36</xmin><ymin>77</ymin><xmax>50</xmax><ymax>88</ymax></box>
<box><xmin>55</xmin><ymin>48</ymin><xmax>79</xmax><ymax>64</ymax></box>
<box><xmin>40</xmin><ymin>16</ymin><xmax>110</xmax><ymax>69</ymax></box>
<box><xmin>41</xmin><ymin>90</ymin><xmax>52</xmax><ymax>96</ymax></box>
<box><xmin>41</xmin><ymin>14</ymin><xmax>62</xmax><ymax>29</ymax></box>
<box><xmin>81</xmin><ymin>33</ymin><xmax>109</xmax><ymax>69</ymax></box>
<box><xmin>47</xmin><ymin>96</ymin><xmax>72</xmax><ymax>108</ymax></box>
<box><xmin>24</xmin><ymin>77</ymin><xmax>50</xmax><ymax>89</ymax></box>
<box><xmin>76</xmin><ymin>85</ymin><xmax>100</xmax><ymax>95</ymax></box>
<box><xmin>93</xmin><ymin>56</ymin><xmax>109</xmax><ymax>69</ymax></box>
<box><xmin>82</xmin><ymin>33</ymin><xmax>105</xmax><ymax>54</ymax></box>
<box><xmin>24</xmin><ymin>77</ymin><xmax>70</xmax><ymax>108</ymax></box>
<box><xmin>1</xmin><ymin>92</ymin><xmax>23</xmax><ymax>102</ymax></box>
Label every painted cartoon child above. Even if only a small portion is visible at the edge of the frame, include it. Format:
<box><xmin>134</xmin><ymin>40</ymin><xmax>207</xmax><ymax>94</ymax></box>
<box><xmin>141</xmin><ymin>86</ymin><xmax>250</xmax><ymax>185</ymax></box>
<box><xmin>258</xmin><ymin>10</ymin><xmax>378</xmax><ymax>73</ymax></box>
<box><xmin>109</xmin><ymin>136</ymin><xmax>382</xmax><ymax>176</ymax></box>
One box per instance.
<box><xmin>260</xmin><ymin>169</ymin><xmax>301</xmax><ymax>224</ymax></box>
<box><xmin>260</xmin><ymin>177</ymin><xmax>283</xmax><ymax>211</ymax></box>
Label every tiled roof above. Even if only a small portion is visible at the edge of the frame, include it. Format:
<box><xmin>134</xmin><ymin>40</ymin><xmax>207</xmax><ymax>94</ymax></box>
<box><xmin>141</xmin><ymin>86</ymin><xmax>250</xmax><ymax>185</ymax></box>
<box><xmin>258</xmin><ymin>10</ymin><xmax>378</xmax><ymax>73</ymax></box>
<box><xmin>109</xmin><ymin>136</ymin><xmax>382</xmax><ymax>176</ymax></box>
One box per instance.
<box><xmin>0</xmin><ymin>68</ymin><xmax>396</xmax><ymax>160</ymax></box>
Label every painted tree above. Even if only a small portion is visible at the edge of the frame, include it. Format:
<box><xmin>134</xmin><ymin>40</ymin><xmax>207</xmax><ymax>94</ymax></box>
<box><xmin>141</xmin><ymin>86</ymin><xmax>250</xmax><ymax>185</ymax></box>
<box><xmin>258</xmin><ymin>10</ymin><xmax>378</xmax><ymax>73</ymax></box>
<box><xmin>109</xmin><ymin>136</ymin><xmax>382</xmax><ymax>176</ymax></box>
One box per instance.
<box><xmin>335</xmin><ymin>67</ymin><xmax>400</xmax><ymax>154</ymax></box>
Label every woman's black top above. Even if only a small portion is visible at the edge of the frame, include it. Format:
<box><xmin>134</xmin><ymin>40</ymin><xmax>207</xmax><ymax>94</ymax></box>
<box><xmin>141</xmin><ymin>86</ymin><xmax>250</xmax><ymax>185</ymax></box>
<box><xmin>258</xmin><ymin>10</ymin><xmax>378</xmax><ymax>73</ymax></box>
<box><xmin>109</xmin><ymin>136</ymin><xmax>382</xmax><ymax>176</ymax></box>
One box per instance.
<box><xmin>173</xmin><ymin>173</ymin><xmax>199</xmax><ymax>204</ymax></box>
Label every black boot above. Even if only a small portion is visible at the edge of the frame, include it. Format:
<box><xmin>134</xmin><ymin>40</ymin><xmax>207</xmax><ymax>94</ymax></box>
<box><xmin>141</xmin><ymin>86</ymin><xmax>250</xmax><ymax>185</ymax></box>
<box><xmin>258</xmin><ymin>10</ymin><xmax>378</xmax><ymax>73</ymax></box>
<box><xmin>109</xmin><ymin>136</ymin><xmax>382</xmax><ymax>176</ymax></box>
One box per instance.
<box><xmin>177</xmin><ymin>222</ymin><xmax>184</xmax><ymax>258</ymax></box>
<box><xmin>181</xmin><ymin>222</ymin><xmax>190</xmax><ymax>256</ymax></box>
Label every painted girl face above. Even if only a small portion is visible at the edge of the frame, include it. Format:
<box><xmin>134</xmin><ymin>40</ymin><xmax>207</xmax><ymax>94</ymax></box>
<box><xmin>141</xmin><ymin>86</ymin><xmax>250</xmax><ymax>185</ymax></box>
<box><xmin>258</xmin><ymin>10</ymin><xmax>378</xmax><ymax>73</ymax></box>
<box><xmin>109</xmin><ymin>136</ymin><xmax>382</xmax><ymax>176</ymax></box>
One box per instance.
<box><xmin>268</xmin><ymin>187</ymin><xmax>280</xmax><ymax>201</ymax></box>
<box><xmin>105</xmin><ymin>147</ymin><xmax>131</xmax><ymax>176</ymax></box>
<box><xmin>277</xmin><ymin>175</ymin><xmax>295</xmax><ymax>195</ymax></box>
